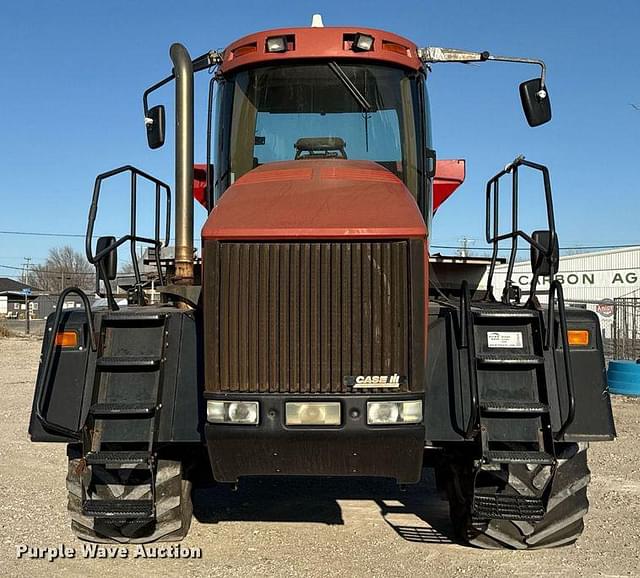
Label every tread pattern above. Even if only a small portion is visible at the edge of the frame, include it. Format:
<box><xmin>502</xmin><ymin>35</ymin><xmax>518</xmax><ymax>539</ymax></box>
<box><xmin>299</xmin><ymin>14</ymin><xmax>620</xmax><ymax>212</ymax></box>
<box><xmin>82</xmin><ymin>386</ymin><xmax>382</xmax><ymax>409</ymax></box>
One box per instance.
<box><xmin>67</xmin><ymin>457</ymin><xmax>192</xmax><ymax>544</ymax></box>
<box><xmin>447</xmin><ymin>443</ymin><xmax>590</xmax><ymax>549</ymax></box>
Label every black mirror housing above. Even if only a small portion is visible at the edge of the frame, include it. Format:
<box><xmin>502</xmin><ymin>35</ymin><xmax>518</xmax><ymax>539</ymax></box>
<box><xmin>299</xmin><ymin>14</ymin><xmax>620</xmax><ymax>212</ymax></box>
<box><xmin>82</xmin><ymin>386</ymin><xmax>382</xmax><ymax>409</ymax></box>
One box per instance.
<box><xmin>146</xmin><ymin>105</ymin><xmax>166</xmax><ymax>149</ymax></box>
<box><xmin>520</xmin><ymin>78</ymin><xmax>552</xmax><ymax>127</ymax></box>
<box><xmin>530</xmin><ymin>230</ymin><xmax>559</xmax><ymax>277</ymax></box>
<box><xmin>425</xmin><ymin>148</ymin><xmax>437</xmax><ymax>179</ymax></box>
<box><xmin>96</xmin><ymin>236</ymin><xmax>118</xmax><ymax>281</ymax></box>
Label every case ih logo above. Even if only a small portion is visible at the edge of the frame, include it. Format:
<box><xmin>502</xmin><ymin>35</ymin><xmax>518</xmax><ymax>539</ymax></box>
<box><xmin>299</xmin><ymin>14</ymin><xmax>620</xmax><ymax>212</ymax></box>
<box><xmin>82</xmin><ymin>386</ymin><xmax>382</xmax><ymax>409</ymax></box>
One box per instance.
<box><xmin>344</xmin><ymin>374</ymin><xmax>408</xmax><ymax>388</ymax></box>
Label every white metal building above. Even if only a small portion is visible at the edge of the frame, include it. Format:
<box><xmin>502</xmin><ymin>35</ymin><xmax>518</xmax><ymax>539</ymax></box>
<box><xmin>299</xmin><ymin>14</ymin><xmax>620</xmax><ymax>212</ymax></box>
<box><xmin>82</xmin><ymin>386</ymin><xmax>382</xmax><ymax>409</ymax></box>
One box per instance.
<box><xmin>485</xmin><ymin>246</ymin><xmax>640</xmax><ymax>336</ymax></box>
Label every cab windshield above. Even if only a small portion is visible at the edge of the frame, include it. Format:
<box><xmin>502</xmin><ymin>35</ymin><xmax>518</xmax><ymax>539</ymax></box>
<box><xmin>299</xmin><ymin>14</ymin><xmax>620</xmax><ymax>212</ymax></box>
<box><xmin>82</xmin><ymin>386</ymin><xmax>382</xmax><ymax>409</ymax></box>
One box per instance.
<box><xmin>217</xmin><ymin>62</ymin><xmax>424</xmax><ymax>197</ymax></box>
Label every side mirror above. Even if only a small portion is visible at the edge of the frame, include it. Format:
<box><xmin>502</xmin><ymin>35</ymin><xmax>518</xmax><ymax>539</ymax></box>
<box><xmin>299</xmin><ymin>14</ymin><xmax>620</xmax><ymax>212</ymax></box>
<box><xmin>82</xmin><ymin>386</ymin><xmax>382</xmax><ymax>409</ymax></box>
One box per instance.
<box><xmin>426</xmin><ymin>148</ymin><xmax>437</xmax><ymax>179</ymax></box>
<box><xmin>96</xmin><ymin>236</ymin><xmax>118</xmax><ymax>281</ymax></box>
<box><xmin>145</xmin><ymin>104</ymin><xmax>166</xmax><ymax>149</ymax></box>
<box><xmin>530</xmin><ymin>230</ymin><xmax>559</xmax><ymax>276</ymax></box>
<box><xmin>520</xmin><ymin>78</ymin><xmax>552</xmax><ymax>127</ymax></box>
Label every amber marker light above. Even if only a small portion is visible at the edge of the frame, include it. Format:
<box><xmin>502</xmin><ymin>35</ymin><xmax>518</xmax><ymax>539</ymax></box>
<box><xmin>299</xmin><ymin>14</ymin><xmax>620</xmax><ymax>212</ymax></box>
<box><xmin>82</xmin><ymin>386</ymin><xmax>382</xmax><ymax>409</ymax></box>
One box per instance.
<box><xmin>567</xmin><ymin>329</ymin><xmax>590</xmax><ymax>347</ymax></box>
<box><xmin>54</xmin><ymin>330</ymin><xmax>79</xmax><ymax>348</ymax></box>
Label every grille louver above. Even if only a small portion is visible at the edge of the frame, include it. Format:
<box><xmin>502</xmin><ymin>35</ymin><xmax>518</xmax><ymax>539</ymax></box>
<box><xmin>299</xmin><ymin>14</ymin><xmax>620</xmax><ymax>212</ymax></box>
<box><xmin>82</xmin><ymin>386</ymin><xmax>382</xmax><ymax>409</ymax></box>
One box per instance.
<box><xmin>205</xmin><ymin>241</ymin><xmax>411</xmax><ymax>394</ymax></box>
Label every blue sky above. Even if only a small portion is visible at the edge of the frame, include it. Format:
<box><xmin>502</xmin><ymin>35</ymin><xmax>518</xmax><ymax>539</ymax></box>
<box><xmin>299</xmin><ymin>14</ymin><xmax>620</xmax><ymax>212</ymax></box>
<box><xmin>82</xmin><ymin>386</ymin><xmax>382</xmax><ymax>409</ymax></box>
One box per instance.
<box><xmin>1</xmin><ymin>0</ymin><xmax>639</xmax><ymax>276</ymax></box>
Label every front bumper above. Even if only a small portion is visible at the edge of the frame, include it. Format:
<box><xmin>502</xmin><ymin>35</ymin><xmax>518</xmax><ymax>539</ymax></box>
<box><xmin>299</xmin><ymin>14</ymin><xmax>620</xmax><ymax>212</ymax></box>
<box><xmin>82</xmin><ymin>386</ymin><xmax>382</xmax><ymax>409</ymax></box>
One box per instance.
<box><xmin>205</xmin><ymin>394</ymin><xmax>425</xmax><ymax>483</ymax></box>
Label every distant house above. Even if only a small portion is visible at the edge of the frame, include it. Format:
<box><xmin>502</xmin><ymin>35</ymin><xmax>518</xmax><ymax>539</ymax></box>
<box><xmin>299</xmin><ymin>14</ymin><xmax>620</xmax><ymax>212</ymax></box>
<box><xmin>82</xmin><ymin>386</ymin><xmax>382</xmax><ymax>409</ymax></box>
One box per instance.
<box><xmin>0</xmin><ymin>278</ymin><xmax>41</xmax><ymax>318</ymax></box>
<box><xmin>33</xmin><ymin>293</ymin><xmax>88</xmax><ymax>319</ymax></box>
<box><xmin>0</xmin><ymin>277</ymin><xmax>89</xmax><ymax>319</ymax></box>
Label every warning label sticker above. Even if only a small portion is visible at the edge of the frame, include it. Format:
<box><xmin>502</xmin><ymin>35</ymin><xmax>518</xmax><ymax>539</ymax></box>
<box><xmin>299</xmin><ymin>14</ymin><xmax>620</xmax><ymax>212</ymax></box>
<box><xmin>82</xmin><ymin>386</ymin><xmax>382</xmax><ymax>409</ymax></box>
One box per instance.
<box><xmin>487</xmin><ymin>331</ymin><xmax>524</xmax><ymax>349</ymax></box>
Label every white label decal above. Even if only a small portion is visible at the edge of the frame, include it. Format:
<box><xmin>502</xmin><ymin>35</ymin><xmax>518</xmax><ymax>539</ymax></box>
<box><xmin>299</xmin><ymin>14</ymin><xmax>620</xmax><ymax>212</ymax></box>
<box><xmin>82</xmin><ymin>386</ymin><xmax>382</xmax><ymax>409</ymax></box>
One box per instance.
<box><xmin>487</xmin><ymin>331</ymin><xmax>523</xmax><ymax>349</ymax></box>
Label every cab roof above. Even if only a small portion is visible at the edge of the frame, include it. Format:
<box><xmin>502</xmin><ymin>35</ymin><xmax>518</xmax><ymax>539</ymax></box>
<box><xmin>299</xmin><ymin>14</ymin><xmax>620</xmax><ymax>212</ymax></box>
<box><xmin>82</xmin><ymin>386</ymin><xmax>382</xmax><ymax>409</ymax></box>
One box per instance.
<box><xmin>219</xmin><ymin>26</ymin><xmax>423</xmax><ymax>74</ymax></box>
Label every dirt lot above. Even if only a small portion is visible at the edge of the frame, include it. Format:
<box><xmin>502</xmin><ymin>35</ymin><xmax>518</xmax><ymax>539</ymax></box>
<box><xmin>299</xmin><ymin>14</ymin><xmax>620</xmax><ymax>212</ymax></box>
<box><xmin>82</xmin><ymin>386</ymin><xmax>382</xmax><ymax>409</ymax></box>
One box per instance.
<box><xmin>0</xmin><ymin>336</ymin><xmax>638</xmax><ymax>577</ymax></box>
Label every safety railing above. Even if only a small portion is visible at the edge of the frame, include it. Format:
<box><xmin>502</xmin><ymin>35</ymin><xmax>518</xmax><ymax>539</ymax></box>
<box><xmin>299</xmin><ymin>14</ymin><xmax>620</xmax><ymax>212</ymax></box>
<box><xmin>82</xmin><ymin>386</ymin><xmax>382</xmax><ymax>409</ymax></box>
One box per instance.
<box><xmin>484</xmin><ymin>156</ymin><xmax>557</xmax><ymax>304</ymax></box>
<box><xmin>547</xmin><ymin>280</ymin><xmax>576</xmax><ymax>439</ymax></box>
<box><xmin>481</xmin><ymin>156</ymin><xmax>575</xmax><ymax>438</ymax></box>
<box><xmin>460</xmin><ymin>280</ymin><xmax>480</xmax><ymax>439</ymax></box>
<box><xmin>36</xmin><ymin>288</ymin><xmax>97</xmax><ymax>438</ymax></box>
<box><xmin>85</xmin><ymin>165</ymin><xmax>171</xmax><ymax>309</ymax></box>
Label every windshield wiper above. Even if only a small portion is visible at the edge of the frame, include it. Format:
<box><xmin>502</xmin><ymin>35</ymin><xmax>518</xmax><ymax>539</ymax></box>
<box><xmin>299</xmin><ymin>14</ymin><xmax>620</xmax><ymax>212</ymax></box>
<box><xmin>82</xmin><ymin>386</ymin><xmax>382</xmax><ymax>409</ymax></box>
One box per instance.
<box><xmin>328</xmin><ymin>61</ymin><xmax>372</xmax><ymax>113</ymax></box>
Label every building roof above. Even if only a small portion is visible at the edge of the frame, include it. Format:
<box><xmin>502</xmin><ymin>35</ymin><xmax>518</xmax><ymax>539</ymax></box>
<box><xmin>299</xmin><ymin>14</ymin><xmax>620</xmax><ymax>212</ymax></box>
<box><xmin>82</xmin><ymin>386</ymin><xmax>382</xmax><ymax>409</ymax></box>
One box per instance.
<box><xmin>0</xmin><ymin>277</ymin><xmax>41</xmax><ymax>293</ymax></box>
<box><xmin>555</xmin><ymin>245</ymin><xmax>640</xmax><ymax>260</ymax></box>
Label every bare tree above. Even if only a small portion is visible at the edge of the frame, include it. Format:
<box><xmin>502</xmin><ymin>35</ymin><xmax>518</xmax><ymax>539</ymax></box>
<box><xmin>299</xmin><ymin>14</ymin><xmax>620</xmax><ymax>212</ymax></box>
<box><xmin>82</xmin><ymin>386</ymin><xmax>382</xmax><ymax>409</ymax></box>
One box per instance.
<box><xmin>119</xmin><ymin>260</ymin><xmax>136</xmax><ymax>274</ymax></box>
<box><xmin>28</xmin><ymin>246</ymin><xmax>94</xmax><ymax>293</ymax></box>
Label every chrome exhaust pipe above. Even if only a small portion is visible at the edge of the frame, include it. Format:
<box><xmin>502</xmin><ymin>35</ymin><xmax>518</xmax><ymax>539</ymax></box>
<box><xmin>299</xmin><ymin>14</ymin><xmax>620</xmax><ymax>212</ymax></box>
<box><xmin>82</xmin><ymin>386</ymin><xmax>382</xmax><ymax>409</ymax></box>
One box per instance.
<box><xmin>169</xmin><ymin>43</ymin><xmax>194</xmax><ymax>284</ymax></box>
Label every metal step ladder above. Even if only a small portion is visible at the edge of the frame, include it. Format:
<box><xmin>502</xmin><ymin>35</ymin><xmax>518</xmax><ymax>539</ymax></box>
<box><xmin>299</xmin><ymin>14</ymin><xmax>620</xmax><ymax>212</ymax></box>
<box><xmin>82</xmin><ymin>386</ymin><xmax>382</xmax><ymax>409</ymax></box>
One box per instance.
<box><xmin>460</xmin><ymin>283</ymin><xmax>556</xmax><ymax>521</ymax></box>
<box><xmin>80</xmin><ymin>312</ymin><xmax>168</xmax><ymax>523</ymax></box>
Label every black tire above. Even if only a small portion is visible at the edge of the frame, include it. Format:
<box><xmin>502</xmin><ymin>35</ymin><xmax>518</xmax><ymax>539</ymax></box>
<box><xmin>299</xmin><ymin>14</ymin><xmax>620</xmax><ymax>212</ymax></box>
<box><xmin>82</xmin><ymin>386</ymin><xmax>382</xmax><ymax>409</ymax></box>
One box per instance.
<box><xmin>67</xmin><ymin>456</ymin><xmax>193</xmax><ymax>544</ymax></box>
<box><xmin>446</xmin><ymin>443</ymin><xmax>590</xmax><ymax>549</ymax></box>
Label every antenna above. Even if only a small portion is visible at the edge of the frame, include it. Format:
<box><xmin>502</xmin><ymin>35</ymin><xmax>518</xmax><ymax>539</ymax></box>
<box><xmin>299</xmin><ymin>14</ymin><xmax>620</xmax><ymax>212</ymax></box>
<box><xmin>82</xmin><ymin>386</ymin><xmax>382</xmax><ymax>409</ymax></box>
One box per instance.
<box><xmin>311</xmin><ymin>14</ymin><xmax>324</xmax><ymax>28</ymax></box>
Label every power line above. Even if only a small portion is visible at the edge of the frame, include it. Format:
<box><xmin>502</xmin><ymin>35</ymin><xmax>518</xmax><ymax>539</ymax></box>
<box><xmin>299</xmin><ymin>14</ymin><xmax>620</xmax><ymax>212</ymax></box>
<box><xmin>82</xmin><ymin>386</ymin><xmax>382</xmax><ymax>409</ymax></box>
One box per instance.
<box><xmin>0</xmin><ymin>263</ymin><xmax>91</xmax><ymax>277</ymax></box>
<box><xmin>2</xmin><ymin>228</ymin><xmax>640</xmax><ymax>252</ymax></box>
<box><xmin>0</xmin><ymin>229</ymin><xmax>86</xmax><ymax>238</ymax></box>
<box><xmin>431</xmin><ymin>243</ymin><xmax>640</xmax><ymax>252</ymax></box>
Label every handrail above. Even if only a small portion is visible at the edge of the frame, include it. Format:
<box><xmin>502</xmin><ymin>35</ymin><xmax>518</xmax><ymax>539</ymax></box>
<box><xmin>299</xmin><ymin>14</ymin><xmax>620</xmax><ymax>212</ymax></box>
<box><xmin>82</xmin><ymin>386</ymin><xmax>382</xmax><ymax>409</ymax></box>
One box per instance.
<box><xmin>85</xmin><ymin>165</ymin><xmax>171</xmax><ymax>308</ymax></box>
<box><xmin>36</xmin><ymin>288</ymin><xmax>97</xmax><ymax>438</ymax></box>
<box><xmin>484</xmin><ymin>156</ymin><xmax>557</xmax><ymax>304</ymax></box>
<box><xmin>548</xmin><ymin>280</ymin><xmax>576</xmax><ymax>439</ymax></box>
<box><xmin>460</xmin><ymin>281</ymin><xmax>479</xmax><ymax>438</ymax></box>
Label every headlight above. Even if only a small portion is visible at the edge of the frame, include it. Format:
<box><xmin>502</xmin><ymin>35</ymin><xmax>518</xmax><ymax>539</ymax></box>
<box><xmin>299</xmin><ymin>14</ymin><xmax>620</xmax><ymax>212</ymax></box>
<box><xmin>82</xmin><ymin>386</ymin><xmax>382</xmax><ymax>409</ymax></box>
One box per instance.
<box><xmin>285</xmin><ymin>402</ymin><xmax>341</xmax><ymax>426</ymax></box>
<box><xmin>207</xmin><ymin>401</ymin><xmax>259</xmax><ymax>424</ymax></box>
<box><xmin>367</xmin><ymin>400</ymin><xmax>422</xmax><ymax>425</ymax></box>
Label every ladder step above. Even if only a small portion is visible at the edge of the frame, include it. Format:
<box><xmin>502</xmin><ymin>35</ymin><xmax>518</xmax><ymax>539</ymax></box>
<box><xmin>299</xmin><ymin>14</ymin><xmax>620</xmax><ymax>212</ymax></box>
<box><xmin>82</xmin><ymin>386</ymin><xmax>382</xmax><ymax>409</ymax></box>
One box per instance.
<box><xmin>97</xmin><ymin>356</ymin><xmax>161</xmax><ymax>369</ymax></box>
<box><xmin>102</xmin><ymin>313</ymin><xmax>166</xmax><ymax>324</ymax></box>
<box><xmin>486</xmin><ymin>450</ymin><xmax>555</xmax><ymax>465</ymax></box>
<box><xmin>480</xmin><ymin>401</ymin><xmax>549</xmax><ymax>414</ymax></box>
<box><xmin>83</xmin><ymin>499</ymin><xmax>154</xmax><ymax>520</ymax></box>
<box><xmin>89</xmin><ymin>402</ymin><xmax>157</xmax><ymax>417</ymax></box>
<box><xmin>476</xmin><ymin>353</ymin><xmax>544</xmax><ymax>365</ymax></box>
<box><xmin>473</xmin><ymin>493</ymin><xmax>545</xmax><ymax>521</ymax></box>
<box><xmin>85</xmin><ymin>451</ymin><xmax>152</xmax><ymax>468</ymax></box>
<box><xmin>472</xmin><ymin>308</ymin><xmax>539</xmax><ymax>319</ymax></box>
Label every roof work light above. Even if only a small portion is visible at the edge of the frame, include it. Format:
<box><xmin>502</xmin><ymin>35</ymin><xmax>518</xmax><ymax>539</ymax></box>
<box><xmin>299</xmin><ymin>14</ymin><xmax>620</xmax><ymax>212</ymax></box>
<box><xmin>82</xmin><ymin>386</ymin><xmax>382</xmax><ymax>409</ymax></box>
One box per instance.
<box><xmin>353</xmin><ymin>33</ymin><xmax>374</xmax><ymax>51</ymax></box>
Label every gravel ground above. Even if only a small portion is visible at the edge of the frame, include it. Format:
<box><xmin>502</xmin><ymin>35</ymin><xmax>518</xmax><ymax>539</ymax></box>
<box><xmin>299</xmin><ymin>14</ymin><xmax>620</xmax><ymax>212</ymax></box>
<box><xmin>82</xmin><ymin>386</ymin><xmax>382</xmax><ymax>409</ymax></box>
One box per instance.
<box><xmin>0</xmin><ymin>336</ymin><xmax>638</xmax><ymax>577</ymax></box>
<box><xmin>1</xmin><ymin>319</ymin><xmax>46</xmax><ymax>337</ymax></box>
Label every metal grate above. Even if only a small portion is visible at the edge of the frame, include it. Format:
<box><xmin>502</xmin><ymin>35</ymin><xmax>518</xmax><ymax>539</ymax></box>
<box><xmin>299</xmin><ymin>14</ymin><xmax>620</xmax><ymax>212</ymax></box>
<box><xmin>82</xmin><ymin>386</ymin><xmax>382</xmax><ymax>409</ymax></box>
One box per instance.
<box><xmin>205</xmin><ymin>241</ymin><xmax>411</xmax><ymax>393</ymax></box>
<box><xmin>473</xmin><ymin>493</ymin><xmax>545</xmax><ymax>521</ymax></box>
<box><xmin>613</xmin><ymin>297</ymin><xmax>640</xmax><ymax>360</ymax></box>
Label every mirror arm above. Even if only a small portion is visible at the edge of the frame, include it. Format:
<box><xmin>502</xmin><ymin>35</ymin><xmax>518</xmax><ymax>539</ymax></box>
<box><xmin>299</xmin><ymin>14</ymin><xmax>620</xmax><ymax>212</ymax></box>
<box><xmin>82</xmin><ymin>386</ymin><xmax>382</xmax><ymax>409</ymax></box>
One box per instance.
<box><xmin>142</xmin><ymin>50</ymin><xmax>222</xmax><ymax>123</ymax></box>
<box><xmin>419</xmin><ymin>46</ymin><xmax>547</xmax><ymax>92</ymax></box>
<box><xmin>193</xmin><ymin>49</ymin><xmax>223</xmax><ymax>73</ymax></box>
<box><xmin>487</xmin><ymin>54</ymin><xmax>547</xmax><ymax>91</ymax></box>
<box><xmin>143</xmin><ymin>74</ymin><xmax>174</xmax><ymax>120</ymax></box>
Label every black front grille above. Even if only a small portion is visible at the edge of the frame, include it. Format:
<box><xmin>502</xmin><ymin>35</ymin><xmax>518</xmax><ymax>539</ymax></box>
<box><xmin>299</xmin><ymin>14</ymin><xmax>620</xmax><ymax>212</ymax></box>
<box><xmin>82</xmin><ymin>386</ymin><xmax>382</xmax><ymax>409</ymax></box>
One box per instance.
<box><xmin>204</xmin><ymin>241</ymin><xmax>413</xmax><ymax>394</ymax></box>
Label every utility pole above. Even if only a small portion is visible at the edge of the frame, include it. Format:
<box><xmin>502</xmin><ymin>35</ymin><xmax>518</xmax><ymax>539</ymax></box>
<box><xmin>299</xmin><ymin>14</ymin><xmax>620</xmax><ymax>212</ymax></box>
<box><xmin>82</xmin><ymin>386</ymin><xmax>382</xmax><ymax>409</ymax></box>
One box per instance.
<box><xmin>457</xmin><ymin>237</ymin><xmax>474</xmax><ymax>258</ymax></box>
<box><xmin>25</xmin><ymin>292</ymin><xmax>30</xmax><ymax>335</ymax></box>
<box><xmin>22</xmin><ymin>258</ymin><xmax>32</xmax><ymax>335</ymax></box>
<box><xmin>21</xmin><ymin>287</ymin><xmax>32</xmax><ymax>335</ymax></box>
<box><xmin>22</xmin><ymin>257</ymin><xmax>31</xmax><ymax>284</ymax></box>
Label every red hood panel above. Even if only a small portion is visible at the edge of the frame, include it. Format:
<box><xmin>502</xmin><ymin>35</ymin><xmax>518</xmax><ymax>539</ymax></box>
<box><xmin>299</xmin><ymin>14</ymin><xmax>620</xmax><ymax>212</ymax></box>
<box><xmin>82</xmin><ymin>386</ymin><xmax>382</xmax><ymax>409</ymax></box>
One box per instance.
<box><xmin>202</xmin><ymin>160</ymin><xmax>427</xmax><ymax>240</ymax></box>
